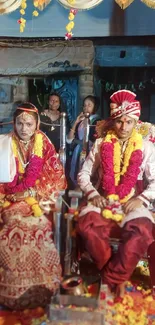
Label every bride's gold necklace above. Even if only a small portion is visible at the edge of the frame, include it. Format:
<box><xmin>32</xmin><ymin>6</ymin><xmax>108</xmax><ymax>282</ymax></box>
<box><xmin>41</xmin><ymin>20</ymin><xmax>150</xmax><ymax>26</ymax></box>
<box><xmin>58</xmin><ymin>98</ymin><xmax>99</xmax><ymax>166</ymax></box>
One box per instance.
<box><xmin>20</xmin><ymin>139</ymin><xmax>30</xmax><ymax>150</ymax></box>
<box><xmin>18</xmin><ymin>139</ymin><xmax>31</xmax><ymax>169</ymax></box>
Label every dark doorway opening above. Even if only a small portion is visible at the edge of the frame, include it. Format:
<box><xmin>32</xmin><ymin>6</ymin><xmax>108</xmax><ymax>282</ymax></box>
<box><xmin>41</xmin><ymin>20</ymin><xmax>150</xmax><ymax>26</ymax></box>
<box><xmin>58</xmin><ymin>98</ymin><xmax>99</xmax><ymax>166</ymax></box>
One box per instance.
<box><xmin>28</xmin><ymin>75</ymin><xmax>79</xmax><ymax>124</ymax></box>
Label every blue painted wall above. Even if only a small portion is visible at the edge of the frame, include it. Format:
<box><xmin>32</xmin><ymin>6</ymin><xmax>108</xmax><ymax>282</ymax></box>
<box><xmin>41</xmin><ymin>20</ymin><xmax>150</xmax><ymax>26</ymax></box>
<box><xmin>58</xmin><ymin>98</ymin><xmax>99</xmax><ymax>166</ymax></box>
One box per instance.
<box><xmin>0</xmin><ymin>0</ymin><xmax>155</xmax><ymax>38</ymax></box>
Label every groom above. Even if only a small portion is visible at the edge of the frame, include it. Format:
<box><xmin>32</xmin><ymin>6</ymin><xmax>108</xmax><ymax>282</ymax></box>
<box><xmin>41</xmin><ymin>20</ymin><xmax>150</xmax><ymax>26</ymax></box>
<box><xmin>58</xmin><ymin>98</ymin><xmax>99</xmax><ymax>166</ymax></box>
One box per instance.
<box><xmin>77</xmin><ymin>90</ymin><xmax>155</xmax><ymax>292</ymax></box>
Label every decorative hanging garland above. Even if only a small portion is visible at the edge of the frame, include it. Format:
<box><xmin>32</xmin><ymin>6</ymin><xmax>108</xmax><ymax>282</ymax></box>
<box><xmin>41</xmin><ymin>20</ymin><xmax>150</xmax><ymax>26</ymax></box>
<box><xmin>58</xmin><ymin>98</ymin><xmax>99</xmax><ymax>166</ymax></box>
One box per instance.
<box><xmin>14</xmin><ymin>0</ymin><xmax>155</xmax><ymax>35</ymax></box>
<box><xmin>18</xmin><ymin>0</ymin><xmax>27</xmax><ymax>32</ymax></box>
<box><xmin>18</xmin><ymin>0</ymin><xmax>52</xmax><ymax>32</ymax></box>
<box><xmin>65</xmin><ymin>8</ymin><xmax>78</xmax><ymax>40</ymax></box>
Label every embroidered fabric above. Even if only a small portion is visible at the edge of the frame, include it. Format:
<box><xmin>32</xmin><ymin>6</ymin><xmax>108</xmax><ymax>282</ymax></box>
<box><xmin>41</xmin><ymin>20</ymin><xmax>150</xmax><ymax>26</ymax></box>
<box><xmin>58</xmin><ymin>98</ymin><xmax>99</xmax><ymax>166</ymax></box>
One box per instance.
<box><xmin>0</xmin><ymin>130</ymin><xmax>66</xmax><ymax>308</ymax></box>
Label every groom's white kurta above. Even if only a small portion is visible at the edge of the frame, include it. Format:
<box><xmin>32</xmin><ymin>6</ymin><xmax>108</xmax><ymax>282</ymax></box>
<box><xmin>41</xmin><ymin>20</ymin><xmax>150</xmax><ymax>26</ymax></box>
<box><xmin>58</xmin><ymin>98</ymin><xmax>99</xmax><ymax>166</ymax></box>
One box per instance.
<box><xmin>78</xmin><ymin>138</ymin><xmax>155</xmax><ymax>226</ymax></box>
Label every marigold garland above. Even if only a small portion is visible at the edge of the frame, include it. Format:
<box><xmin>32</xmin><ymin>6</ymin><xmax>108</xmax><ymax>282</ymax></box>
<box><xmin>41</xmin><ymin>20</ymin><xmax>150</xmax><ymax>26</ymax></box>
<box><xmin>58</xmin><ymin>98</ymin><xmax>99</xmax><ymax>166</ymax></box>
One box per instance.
<box><xmin>18</xmin><ymin>0</ymin><xmax>27</xmax><ymax>33</ymax></box>
<box><xmin>12</xmin><ymin>132</ymin><xmax>43</xmax><ymax>174</ymax></box>
<box><xmin>6</xmin><ymin>132</ymin><xmax>44</xmax><ymax>217</ymax></box>
<box><xmin>18</xmin><ymin>0</ymin><xmax>52</xmax><ymax>32</ymax></box>
<box><xmin>101</xmin><ymin>129</ymin><xmax>143</xmax><ymax>222</ymax></box>
<box><xmin>17</xmin><ymin>0</ymin><xmax>78</xmax><ymax>36</ymax></box>
<box><xmin>25</xmin><ymin>197</ymin><xmax>42</xmax><ymax>217</ymax></box>
<box><xmin>65</xmin><ymin>8</ymin><xmax>78</xmax><ymax>40</ymax></box>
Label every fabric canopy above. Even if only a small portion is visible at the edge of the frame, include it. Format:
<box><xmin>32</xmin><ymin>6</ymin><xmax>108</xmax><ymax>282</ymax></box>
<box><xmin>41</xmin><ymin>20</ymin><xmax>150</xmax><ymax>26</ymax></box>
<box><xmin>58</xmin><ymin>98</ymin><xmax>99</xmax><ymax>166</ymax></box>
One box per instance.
<box><xmin>57</xmin><ymin>0</ymin><xmax>104</xmax><ymax>10</ymax></box>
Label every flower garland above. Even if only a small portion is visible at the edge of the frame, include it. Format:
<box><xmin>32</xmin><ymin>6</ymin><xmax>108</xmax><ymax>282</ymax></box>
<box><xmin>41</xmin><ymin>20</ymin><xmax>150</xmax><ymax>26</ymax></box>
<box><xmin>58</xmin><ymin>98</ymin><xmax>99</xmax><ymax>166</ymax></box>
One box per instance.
<box><xmin>65</xmin><ymin>8</ymin><xmax>78</xmax><ymax>40</ymax></box>
<box><xmin>101</xmin><ymin>129</ymin><xmax>143</xmax><ymax>222</ymax></box>
<box><xmin>18</xmin><ymin>0</ymin><xmax>27</xmax><ymax>33</ymax></box>
<box><xmin>18</xmin><ymin>0</ymin><xmax>51</xmax><ymax>33</ymax></box>
<box><xmin>17</xmin><ymin>0</ymin><xmax>78</xmax><ymax>36</ymax></box>
<box><xmin>5</xmin><ymin>132</ymin><xmax>44</xmax><ymax>217</ymax></box>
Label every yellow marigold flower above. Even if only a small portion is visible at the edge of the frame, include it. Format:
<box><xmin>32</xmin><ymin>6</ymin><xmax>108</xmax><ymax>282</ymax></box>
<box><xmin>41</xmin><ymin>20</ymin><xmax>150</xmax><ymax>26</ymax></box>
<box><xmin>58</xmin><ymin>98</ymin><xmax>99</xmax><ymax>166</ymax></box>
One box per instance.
<box><xmin>33</xmin><ymin>10</ymin><xmax>39</xmax><ymax>17</ymax></box>
<box><xmin>34</xmin><ymin>133</ymin><xmax>43</xmax><ymax>157</ymax></box>
<box><xmin>12</xmin><ymin>138</ymin><xmax>17</xmax><ymax>157</ymax></box>
<box><xmin>113</xmin><ymin>213</ymin><xmax>123</xmax><ymax>222</ymax></box>
<box><xmin>3</xmin><ymin>200</ymin><xmax>11</xmax><ymax>208</ymax></box>
<box><xmin>20</xmin><ymin>17</ymin><xmax>26</xmax><ymax>24</ymax></box>
<box><xmin>33</xmin><ymin>1</ymin><xmax>39</xmax><ymax>7</ymax></box>
<box><xmin>25</xmin><ymin>197</ymin><xmax>42</xmax><ymax>217</ymax></box>
<box><xmin>69</xmin><ymin>21</ymin><xmax>74</xmax><ymax>28</ymax></box>
<box><xmin>108</xmin><ymin>194</ymin><xmax>119</xmax><ymax>201</ymax></box>
<box><xmin>66</xmin><ymin>21</ymin><xmax>75</xmax><ymax>32</ymax></box>
<box><xmin>139</xmin><ymin>124</ymin><xmax>149</xmax><ymax>137</ymax></box>
<box><xmin>20</xmin><ymin>25</ymin><xmax>25</xmax><ymax>33</ymax></box>
<box><xmin>68</xmin><ymin>13</ymin><xmax>75</xmax><ymax>20</ymax></box>
<box><xmin>32</xmin><ymin>203</ymin><xmax>42</xmax><ymax>217</ymax></box>
<box><xmin>66</xmin><ymin>23</ymin><xmax>72</xmax><ymax>33</ymax></box>
<box><xmin>145</xmin><ymin>295</ymin><xmax>153</xmax><ymax>302</ymax></box>
<box><xmin>122</xmin><ymin>295</ymin><xmax>134</xmax><ymax>307</ymax></box>
<box><xmin>113</xmin><ymin>314</ymin><xmax>122</xmax><ymax>322</ymax></box>
<box><xmin>25</xmin><ymin>197</ymin><xmax>37</xmax><ymax>205</ymax></box>
<box><xmin>102</xmin><ymin>209</ymin><xmax>113</xmax><ymax>219</ymax></box>
<box><xmin>20</xmin><ymin>9</ymin><xmax>25</xmax><ymax>15</ymax></box>
<box><xmin>137</xmin><ymin>285</ymin><xmax>142</xmax><ymax>291</ymax></box>
<box><xmin>21</xmin><ymin>2</ymin><xmax>27</xmax><ymax>9</ymax></box>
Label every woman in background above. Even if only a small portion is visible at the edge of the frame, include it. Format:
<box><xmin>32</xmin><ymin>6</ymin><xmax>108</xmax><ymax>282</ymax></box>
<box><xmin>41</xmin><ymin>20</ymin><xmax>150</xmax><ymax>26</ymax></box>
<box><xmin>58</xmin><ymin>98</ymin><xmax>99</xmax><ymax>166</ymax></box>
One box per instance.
<box><xmin>67</xmin><ymin>95</ymin><xmax>100</xmax><ymax>187</ymax></box>
<box><xmin>40</xmin><ymin>91</ymin><xmax>70</xmax><ymax>153</ymax></box>
<box><xmin>0</xmin><ymin>102</ymin><xmax>66</xmax><ymax>309</ymax></box>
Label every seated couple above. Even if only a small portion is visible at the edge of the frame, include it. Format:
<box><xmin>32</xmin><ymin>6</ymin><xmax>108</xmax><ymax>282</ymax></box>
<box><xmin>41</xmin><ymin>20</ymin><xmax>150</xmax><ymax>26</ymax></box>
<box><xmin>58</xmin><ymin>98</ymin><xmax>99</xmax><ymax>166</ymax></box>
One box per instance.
<box><xmin>77</xmin><ymin>89</ymin><xmax>155</xmax><ymax>295</ymax></box>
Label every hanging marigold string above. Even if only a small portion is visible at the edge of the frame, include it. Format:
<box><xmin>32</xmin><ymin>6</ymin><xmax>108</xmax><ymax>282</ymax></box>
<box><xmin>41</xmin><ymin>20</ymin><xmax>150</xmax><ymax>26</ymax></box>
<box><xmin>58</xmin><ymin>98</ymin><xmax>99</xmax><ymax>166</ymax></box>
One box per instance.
<box><xmin>18</xmin><ymin>0</ymin><xmax>27</xmax><ymax>33</ymax></box>
<box><xmin>65</xmin><ymin>8</ymin><xmax>78</xmax><ymax>40</ymax></box>
<box><xmin>8</xmin><ymin>132</ymin><xmax>44</xmax><ymax>217</ymax></box>
<box><xmin>18</xmin><ymin>0</ymin><xmax>52</xmax><ymax>32</ymax></box>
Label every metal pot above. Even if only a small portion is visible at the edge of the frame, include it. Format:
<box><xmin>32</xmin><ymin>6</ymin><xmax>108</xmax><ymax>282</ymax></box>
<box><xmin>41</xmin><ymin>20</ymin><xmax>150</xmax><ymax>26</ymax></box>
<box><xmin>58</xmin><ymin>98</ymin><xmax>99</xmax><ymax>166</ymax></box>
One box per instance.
<box><xmin>61</xmin><ymin>276</ymin><xmax>85</xmax><ymax>296</ymax></box>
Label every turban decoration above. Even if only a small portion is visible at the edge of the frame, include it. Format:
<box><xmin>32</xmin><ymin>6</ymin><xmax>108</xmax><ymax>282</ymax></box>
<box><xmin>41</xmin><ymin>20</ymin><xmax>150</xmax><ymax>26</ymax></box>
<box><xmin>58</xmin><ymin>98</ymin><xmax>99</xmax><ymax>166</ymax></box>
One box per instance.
<box><xmin>110</xmin><ymin>90</ymin><xmax>141</xmax><ymax>121</ymax></box>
